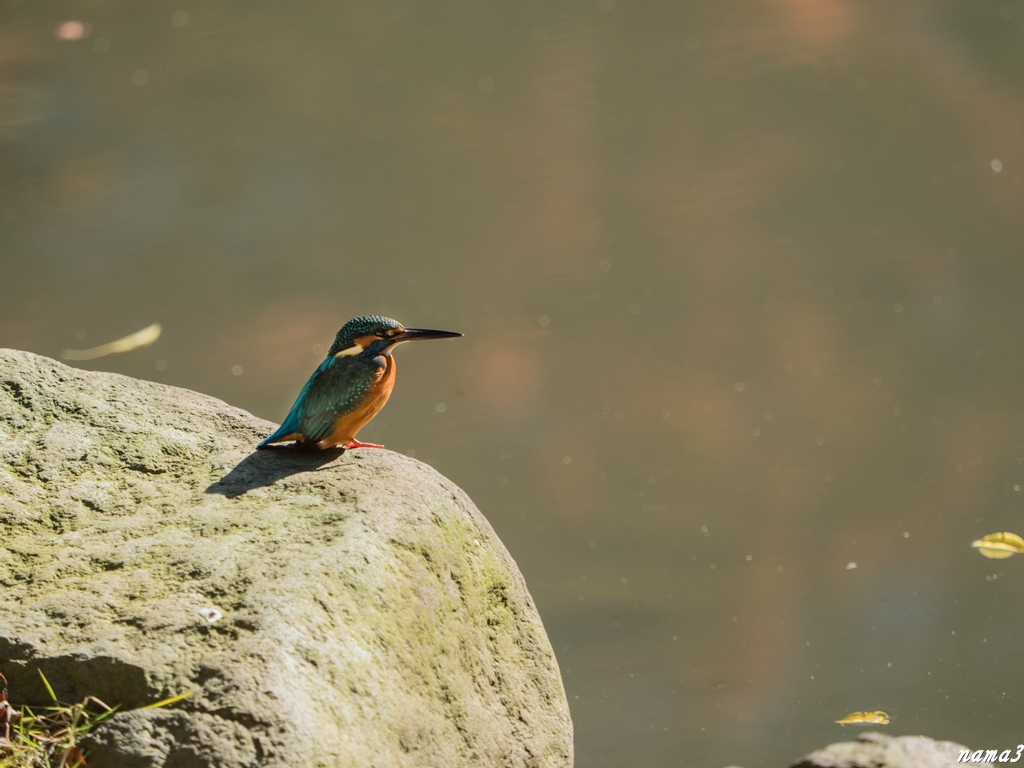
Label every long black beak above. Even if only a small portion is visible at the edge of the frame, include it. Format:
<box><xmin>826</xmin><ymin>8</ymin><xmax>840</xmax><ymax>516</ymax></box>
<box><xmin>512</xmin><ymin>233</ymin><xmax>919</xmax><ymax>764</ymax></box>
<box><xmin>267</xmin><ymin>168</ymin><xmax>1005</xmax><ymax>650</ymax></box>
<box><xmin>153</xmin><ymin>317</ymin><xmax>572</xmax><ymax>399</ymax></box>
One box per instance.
<box><xmin>393</xmin><ymin>327</ymin><xmax>463</xmax><ymax>343</ymax></box>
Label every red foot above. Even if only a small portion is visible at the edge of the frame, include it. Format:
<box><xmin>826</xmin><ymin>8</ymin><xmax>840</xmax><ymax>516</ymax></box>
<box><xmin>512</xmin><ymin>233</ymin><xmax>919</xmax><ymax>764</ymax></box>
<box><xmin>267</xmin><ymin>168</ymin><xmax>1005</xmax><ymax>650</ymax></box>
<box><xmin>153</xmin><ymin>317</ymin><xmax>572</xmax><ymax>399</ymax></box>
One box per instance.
<box><xmin>342</xmin><ymin>439</ymin><xmax>385</xmax><ymax>450</ymax></box>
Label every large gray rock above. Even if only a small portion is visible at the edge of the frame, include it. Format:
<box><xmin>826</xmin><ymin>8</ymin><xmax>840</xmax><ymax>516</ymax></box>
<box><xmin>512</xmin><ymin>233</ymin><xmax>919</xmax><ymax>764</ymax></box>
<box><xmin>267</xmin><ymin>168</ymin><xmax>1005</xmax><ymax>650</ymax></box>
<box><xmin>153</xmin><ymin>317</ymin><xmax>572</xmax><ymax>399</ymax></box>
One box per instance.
<box><xmin>0</xmin><ymin>349</ymin><xmax>573</xmax><ymax>768</ymax></box>
<box><xmin>791</xmin><ymin>732</ymin><xmax>995</xmax><ymax>768</ymax></box>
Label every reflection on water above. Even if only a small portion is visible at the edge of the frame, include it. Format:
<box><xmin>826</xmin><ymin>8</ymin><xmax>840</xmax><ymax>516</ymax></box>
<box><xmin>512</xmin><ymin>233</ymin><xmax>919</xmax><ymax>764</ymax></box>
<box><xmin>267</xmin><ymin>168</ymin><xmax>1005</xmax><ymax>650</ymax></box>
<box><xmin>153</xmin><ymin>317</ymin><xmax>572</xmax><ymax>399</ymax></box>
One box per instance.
<box><xmin>3</xmin><ymin>0</ymin><xmax>1024</xmax><ymax>764</ymax></box>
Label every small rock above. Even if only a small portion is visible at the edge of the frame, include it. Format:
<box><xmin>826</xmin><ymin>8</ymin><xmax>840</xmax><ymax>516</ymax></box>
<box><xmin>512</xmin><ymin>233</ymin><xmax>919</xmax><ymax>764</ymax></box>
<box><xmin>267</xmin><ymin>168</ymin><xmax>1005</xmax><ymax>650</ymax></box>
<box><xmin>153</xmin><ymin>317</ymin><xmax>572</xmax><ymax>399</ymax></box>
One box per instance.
<box><xmin>791</xmin><ymin>731</ymin><xmax>994</xmax><ymax>768</ymax></box>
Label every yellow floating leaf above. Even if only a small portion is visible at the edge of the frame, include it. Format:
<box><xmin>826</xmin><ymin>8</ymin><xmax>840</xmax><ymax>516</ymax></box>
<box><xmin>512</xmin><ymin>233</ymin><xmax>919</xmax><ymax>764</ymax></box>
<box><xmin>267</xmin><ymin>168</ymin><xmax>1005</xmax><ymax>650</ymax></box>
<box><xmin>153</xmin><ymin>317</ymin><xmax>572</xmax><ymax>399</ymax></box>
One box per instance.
<box><xmin>62</xmin><ymin>323</ymin><xmax>161</xmax><ymax>361</ymax></box>
<box><xmin>835</xmin><ymin>710</ymin><xmax>890</xmax><ymax>725</ymax></box>
<box><xmin>971</xmin><ymin>532</ymin><xmax>1024</xmax><ymax>560</ymax></box>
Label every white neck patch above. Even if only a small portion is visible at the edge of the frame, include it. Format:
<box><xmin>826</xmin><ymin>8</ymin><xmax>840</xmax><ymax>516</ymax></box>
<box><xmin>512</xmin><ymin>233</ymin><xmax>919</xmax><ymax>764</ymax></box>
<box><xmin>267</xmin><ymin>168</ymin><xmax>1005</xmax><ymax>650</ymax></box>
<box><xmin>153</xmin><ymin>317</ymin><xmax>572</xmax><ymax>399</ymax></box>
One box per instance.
<box><xmin>334</xmin><ymin>344</ymin><xmax>363</xmax><ymax>358</ymax></box>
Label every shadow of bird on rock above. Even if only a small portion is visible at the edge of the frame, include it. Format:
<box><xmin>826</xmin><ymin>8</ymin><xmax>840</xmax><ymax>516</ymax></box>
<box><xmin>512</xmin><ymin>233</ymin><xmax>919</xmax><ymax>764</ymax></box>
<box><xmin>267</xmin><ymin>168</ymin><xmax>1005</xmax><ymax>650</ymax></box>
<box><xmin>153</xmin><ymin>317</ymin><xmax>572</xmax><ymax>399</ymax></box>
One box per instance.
<box><xmin>206</xmin><ymin>445</ymin><xmax>347</xmax><ymax>498</ymax></box>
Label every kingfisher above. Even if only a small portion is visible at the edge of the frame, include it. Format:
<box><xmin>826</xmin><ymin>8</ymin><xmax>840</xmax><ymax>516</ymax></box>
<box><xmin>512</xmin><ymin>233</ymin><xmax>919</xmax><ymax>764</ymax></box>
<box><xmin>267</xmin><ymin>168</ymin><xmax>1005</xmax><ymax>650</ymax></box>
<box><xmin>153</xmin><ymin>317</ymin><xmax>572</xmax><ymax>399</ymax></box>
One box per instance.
<box><xmin>257</xmin><ymin>315</ymin><xmax>462</xmax><ymax>451</ymax></box>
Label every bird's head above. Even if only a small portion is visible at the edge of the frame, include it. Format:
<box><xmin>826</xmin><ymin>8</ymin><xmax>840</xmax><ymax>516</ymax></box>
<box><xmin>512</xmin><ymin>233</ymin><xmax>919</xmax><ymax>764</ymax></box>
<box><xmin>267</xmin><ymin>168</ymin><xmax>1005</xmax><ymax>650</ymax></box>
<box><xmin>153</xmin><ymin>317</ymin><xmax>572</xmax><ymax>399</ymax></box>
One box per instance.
<box><xmin>327</xmin><ymin>315</ymin><xmax>462</xmax><ymax>358</ymax></box>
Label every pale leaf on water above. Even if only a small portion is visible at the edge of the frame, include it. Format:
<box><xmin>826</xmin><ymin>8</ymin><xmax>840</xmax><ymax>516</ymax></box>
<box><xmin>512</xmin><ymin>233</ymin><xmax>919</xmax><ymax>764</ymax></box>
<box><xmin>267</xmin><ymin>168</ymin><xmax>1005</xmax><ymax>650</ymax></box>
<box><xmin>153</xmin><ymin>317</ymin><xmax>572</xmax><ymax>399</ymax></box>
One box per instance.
<box><xmin>971</xmin><ymin>532</ymin><xmax>1024</xmax><ymax>560</ymax></box>
<box><xmin>835</xmin><ymin>710</ymin><xmax>890</xmax><ymax>725</ymax></box>
<box><xmin>62</xmin><ymin>323</ymin><xmax>161</xmax><ymax>361</ymax></box>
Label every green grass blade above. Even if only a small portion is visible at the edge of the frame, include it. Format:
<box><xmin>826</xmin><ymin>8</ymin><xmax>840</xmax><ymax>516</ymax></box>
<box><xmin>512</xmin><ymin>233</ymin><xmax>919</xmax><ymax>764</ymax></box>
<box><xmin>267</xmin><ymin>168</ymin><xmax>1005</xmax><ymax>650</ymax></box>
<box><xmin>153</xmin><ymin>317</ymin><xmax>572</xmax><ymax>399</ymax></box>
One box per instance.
<box><xmin>37</xmin><ymin>670</ymin><xmax>58</xmax><ymax>703</ymax></box>
<box><xmin>92</xmin><ymin>704</ymin><xmax>121</xmax><ymax>724</ymax></box>
<box><xmin>141</xmin><ymin>690</ymin><xmax>194</xmax><ymax>709</ymax></box>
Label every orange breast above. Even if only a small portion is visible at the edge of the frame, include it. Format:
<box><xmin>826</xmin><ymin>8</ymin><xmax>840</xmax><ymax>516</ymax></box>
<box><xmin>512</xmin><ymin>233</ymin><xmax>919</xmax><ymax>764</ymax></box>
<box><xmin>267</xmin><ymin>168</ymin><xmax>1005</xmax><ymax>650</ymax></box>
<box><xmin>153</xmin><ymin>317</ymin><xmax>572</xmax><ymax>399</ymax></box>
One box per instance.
<box><xmin>317</xmin><ymin>355</ymin><xmax>396</xmax><ymax>449</ymax></box>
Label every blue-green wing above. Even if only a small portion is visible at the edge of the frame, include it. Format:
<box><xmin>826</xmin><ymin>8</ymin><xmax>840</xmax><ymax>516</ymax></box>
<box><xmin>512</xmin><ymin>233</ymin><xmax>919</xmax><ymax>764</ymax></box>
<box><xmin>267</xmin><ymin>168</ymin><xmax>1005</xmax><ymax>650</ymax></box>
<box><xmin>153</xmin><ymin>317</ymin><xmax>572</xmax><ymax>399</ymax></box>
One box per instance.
<box><xmin>259</xmin><ymin>356</ymin><xmax>381</xmax><ymax>446</ymax></box>
<box><xmin>298</xmin><ymin>356</ymin><xmax>382</xmax><ymax>443</ymax></box>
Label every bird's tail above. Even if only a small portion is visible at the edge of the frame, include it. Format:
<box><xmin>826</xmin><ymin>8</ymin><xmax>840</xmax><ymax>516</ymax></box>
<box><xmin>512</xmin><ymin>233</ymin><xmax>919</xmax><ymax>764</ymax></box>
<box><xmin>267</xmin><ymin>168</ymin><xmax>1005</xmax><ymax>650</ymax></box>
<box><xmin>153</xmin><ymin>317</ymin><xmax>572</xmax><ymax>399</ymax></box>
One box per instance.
<box><xmin>256</xmin><ymin>358</ymin><xmax>329</xmax><ymax>449</ymax></box>
<box><xmin>257</xmin><ymin>413</ymin><xmax>301</xmax><ymax>449</ymax></box>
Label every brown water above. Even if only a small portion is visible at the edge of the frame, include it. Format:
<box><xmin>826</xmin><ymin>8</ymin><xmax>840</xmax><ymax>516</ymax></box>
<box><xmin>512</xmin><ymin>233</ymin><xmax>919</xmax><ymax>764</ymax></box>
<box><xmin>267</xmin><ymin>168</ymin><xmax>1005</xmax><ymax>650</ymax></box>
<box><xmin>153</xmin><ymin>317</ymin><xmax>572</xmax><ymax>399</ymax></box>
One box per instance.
<box><xmin>3</xmin><ymin>0</ymin><xmax>1024</xmax><ymax>764</ymax></box>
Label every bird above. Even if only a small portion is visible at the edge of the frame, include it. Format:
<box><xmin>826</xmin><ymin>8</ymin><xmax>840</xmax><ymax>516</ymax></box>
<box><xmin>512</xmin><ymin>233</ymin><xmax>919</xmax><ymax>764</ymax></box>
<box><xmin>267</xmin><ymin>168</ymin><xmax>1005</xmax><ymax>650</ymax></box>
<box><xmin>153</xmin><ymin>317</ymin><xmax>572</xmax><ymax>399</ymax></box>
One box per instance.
<box><xmin>257</xmin><ymin>315</ymin><xmax>462</xmax><ymax>451</ymax></box>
